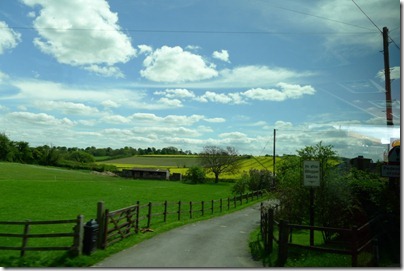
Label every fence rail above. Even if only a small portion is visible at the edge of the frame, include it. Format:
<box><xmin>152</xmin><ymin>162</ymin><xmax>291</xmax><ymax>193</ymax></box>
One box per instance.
<box><xmin>0</xmin><ymin>216</ymin><xmax>84</xmax><ymax>257</ymax></box>
<box><xmin>260</xmin><ymin>205</ymin><xmax>381</xmax><ymax>267</ymax></box>
<box><xmin>99</xmin><ymin>190</ymin><xmax>265</xmax><ymax>249</ymax></box>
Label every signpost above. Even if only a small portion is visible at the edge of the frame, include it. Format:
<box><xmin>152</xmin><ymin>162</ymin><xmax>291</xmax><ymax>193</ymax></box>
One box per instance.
<box><xmin>382</xmin><ymin>145</ymin><xmax>400</xmax><ymax>190</ymax></box>
<box><xmin>303</xmin><ymin>160</ymin><xmax>320</xmax><ymax>246</ymax></box>
<box><xmin>303</xmin><ymin>161</ymin><xmax>321</xmax><ymax>187</ymax></box>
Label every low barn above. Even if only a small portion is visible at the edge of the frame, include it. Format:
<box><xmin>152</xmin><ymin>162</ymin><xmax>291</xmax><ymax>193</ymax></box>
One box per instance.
<box><xmin>122</xmin><ymin>168</ymin><xmax>170</xmax><ymax>180</ymax></box>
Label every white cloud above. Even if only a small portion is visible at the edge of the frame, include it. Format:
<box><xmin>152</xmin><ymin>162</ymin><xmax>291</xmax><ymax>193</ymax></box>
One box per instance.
<box><xmin>8</xmin><ymin>111</ymin><xmax>75</xmax><ymax>126</ymax></box>
<box><xmin>154</xmin><ymin>89</ymin><xmax>196</xmax><ymax>99</ymax></box>
<box><xmin>140</xmin><ymin>46</ymin><xmax>219</xmax><ymax>82</ymax></box>
<box><xmin>22</xmin><ymin>0</ymin><xmax>136</xmax><ymax>77</ymax></box>
<box><xmin>138</xmin><ymin>44</ymin><xmax>153</xmax><ymax>55</ymax></box>
<box><xmin>84</xmin><ymin>65</ymin><xmax>125</xmax><ymax>78</ymax></box>
<box><xmin>204</xmin><ymin>117</ymin><xmax>226</xmax><ymax>123</ymax></box>
<box><xmin>101</xmin><ymin>100</ymin><xmax>119</xmax><ymax>108</ymax></box>
<box><xmin>212</xmin><ymin>49</ymin><xmax>230</xmax><ymax>63</ymax></box>
<box><xmin>157</xmin><ymin>97</ymin><xmax>183</xmax><ymax>107</ymax></box>
<box><xmin>377</xmin><ymin>66</ymin><xmax>400</xmax><ymax>81</ymax></box>
<box><xmin>36</xmin><ymin>101</ymin><xmax>99</xmax><ymax>115</ymax></box>
<box><xmin>130</xmin><ymin>113</ymin><xmax>204</xmax><ymax>127</ymax></box>
<box><xmin>242</xmin><ymin>83</ymin><xmax>315</xmax><ymax>101</ymax></box>
<box><xmin>101</xmin><ymin>114</ymin><xmax>130</xmax><ymax>124</ymax></box>
<box><xmin>0</xmin><ymin>21</ymin><xmax>21</xmax><ymax>54</ymax></box>
<box><xmin>217</xmin><ymin>65</ymin><xmax>314</xmax><ymax>88</ymax></box>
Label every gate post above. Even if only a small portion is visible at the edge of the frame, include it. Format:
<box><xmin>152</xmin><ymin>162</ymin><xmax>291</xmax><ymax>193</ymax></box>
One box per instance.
<box><xmin>277</xmin><ymin>220</ymin><xmax>289</xmax><ymax>267</ymax></box>
<box><xmin>268</xmin><ymin>208</ymin><xmax>274</xmax><ymax>253</ymax></box>
<box><xmin>96</xmin><ymin>201</ymin><xmax>105</xmax><ymax>249</ymax></box>
<box><xmin>351</xmin><ymin>226</ymin><xmax>358</xmax><ymax>267</ymax></box>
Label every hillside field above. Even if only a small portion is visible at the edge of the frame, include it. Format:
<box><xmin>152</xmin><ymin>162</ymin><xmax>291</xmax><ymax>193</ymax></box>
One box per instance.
<box><xmin>100</xmin><ymin>155</ymin><xmax>279</xmax><ymax>179</ymax></box>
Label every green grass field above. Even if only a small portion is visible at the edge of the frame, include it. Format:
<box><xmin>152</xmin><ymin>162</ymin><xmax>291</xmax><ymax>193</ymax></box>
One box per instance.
<box><xmin>0</xmin><ymin>162</ymin><xmax>264</xmax><ymax>267</ymax></box>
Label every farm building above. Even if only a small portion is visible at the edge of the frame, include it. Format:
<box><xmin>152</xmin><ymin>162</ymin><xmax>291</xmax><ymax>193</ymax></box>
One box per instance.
<box><xmin>121</xmin><ymin>168</ymin><xmax>170</xmax><ymax>180</ymax></box>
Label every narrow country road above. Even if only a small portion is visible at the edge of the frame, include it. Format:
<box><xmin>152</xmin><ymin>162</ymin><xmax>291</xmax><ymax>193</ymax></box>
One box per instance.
<box><xmin>93</xmin><ymin>203</ymin><xmax>264</xmax><ymax>268</ymax></box>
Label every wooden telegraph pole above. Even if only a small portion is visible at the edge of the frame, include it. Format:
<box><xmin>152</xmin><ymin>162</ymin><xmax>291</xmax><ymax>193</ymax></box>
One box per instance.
<box><xmin>383</xmin><ymin>26</ymin><xmax>394</xmax><ymax>126</ymax></box>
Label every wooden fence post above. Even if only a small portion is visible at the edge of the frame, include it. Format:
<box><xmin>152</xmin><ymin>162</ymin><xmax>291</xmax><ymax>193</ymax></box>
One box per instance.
<box><xmin>201</xmin><ymin>201</ymin><xmax>205</xmax><ymax>216</ymax></box>
<box><xmin>233</xmin><ymin>196</ymin><xmax>236</xmax><ymax>208</ymax></box>
<box><xmin>96</xmin><ymin>201</ymin><xmax>105</xmax><ymax>249</ymax></box>
<box><xmin>190</xmin><ymin>201</ymin><xmax>193</xmax><ymax>219</ymax></box>
<box><xmin>102</xmin><ymin>210</ymin><xmax>109</xmax><ymax>249</ymax></box>
<box><xmin>20</xmin><ymin>220</ymin><xmax>31</xmax><ymax>257</ymax></box>
<box><xmin>178</xmin><ymin>201</ymin><xmax>181</xmax><ymax>221</ymax></box>
<box><xmin>372</xmin><ymin>238</ymin><xmax>379</xmax><ymax>267</ymax></box>
<box><xmin>164</xmin><ymin>200</ymin><xmax>168</xmax><ymax>222</ymax></box>
<box><xmin>239</xmin><ymin>194</ymin><xmax>243</xmax><ymax>205</ymax></box>
<box><xmin>227</xmin><ymin>197</ymin><xmax>230</xmax><ymax>210</ymax></box>
<box><xmin>147</xmin><ymin>202</ymin><xmax>152</xmax><ymax>228</ymax></box>
<box><xmin>277</xmin><ymin>220</ymin><xmax>289</xmax><ymax>267</ymax></box>
<box><xmin>135</xmin><ymin>201</ymin><xmax>140</xmax><ymax>233</ymax></box>
<box><xmin>211</xmin><ymin>200</ymin><xmax>214</xmax><ymax>214</ymax></box>
<box><xmin>72</xmin><ymin>215</ymin><xmax>84</xmax><ymax>256</ymax></box>
<box><xmin>220</xmin><ymin>198</ymin><xmax>223</xmax><ymax>213</ymax></box>
<box><xmin>351</xmin><ymin>226</ymin><xmax>358</xmax><ymax>267</ymax></box>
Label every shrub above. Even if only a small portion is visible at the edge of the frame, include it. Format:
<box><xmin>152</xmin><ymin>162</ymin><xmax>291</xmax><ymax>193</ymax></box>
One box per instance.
<box><xmin>184</xmin><ymin>166</ymin><xmax>206</xmax><ymax>184</ymax></box>
<box><xmin>232</xmin><ymin>171</ymin><xmax>249</xmax><ymax>195</ymax></box>
<box><xmin>248</xmin><ymin>169</ymin><xmax>274</xmax><ymax>191</ymax></box>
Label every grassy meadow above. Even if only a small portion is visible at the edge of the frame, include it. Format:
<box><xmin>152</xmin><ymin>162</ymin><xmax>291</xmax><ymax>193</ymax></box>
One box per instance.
<box><xmin>0</xmin><ymin>161</ymin><xmax>267</xmax><ymax>266</ymax></box>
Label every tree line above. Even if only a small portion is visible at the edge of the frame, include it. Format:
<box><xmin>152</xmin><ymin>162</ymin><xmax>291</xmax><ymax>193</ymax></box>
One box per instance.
<box><xmin>0</xmin><ymin>133</ymin><xmax>194</xmax><ymax>168</ymax></box>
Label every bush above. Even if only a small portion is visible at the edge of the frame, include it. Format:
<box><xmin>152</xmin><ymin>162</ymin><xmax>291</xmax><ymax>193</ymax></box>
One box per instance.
<box><xmin>248</xmin><ymin>169</ymin><xmax>274</xmax><ymax>191</ymax></box>
<box><xmin>184</xmin><ymin>166</ymin><xmax>206</xmax><ymax>184</ymax></box>
<box><xmin>232</xmin><ymin>171</ymin><xmax>249</xmax><ymax>195</ymax></box>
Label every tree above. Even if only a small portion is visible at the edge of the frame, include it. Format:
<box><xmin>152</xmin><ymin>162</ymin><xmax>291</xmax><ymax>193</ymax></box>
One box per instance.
<box><xmin>0</xmin><ymin>133</ymin><xmax>12</xmax><ymax>161</ymax></box>
<box><xmin>65</xmin><ymin>151</ymin><xmax>95</xmax><ymax>163</ymax></box>
<box><xmin>199</xmin><ymin>146</ymin><xmax>241</xmax><ymax>183</ymax></box>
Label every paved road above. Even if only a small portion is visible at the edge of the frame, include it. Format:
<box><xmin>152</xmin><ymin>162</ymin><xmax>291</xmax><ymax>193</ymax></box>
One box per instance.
<box><xmin>94</xmin><ymin>203</ymin><xmax>264</xmax><ymax>268</ymax></box>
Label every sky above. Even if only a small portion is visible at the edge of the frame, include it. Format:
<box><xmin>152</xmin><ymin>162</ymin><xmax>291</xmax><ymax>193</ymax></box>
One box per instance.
<box><xmin>0</xmin><ymin>0</ymin><xmax>401</xmax><ymax>161</ymax></box>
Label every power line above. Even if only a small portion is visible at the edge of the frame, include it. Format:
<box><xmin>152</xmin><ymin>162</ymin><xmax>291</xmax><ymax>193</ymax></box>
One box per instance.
<box><xmin>0</xmin><ymin>25</ymin><xmax>377</xmax><ymax>36</ymax></box>
<box><xmin>351</xmin><ymin>0</ymin><xmax>383</xmax><ymax>33</ymax></box>
<box><xmin>351</xmin><ymin>0</ymin><xmax>400</xmax><ymax>50</ymax></box>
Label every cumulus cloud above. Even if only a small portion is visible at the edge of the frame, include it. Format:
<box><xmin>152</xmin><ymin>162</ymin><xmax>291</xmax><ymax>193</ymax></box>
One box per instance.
<box><xmin>138</xmin><ymin>44</ymin><xmax>153</xmax><ymax>55</ymax></box>
<box><xmin>377</xmin><ymin>66</ymin><xmax>400</xmax><ymax>81</ymax></box>
<box><xmin>154</xmin><ymin>89</ymin><xmax>196</xmax><ymax>99</ymax></box>
<box><xmin>130</xmin><ymin>113</ymin><xmax>204</xmax><ymax>126</ymax></box>
<box><xmin>242</xmin><ymin>83</ymin><xmax>315</xmax><ymax>101</ymax></box>
<box><xmin>8</xmin><ymin>111</ymin><xmax>75</xmax><ymax>126</ymax></box>
<box><xmin>36</xmin><ymin>101</ymin><xmax>99</xmax><ymax>115</ymax></box>
<box><xmin>212</xmin><ymin>49</ymin><xmax>230</xmax><ymax>62</ymax></box>
<box><xmin>140</xmin><ymin>46</ymin><xmax>219</xmax><ymax>82</ymax></box>
<box><xmin>218</xmin><ymin>65</ymin><xmax>314</xmax><ymax>88</ymax></box>
<box><xmin>0</xmin><ymin>21</ymin><xmax>21</xmax><ymax>54</ymax></box>
<box><xmin>22</xmin><ymin>0</ymin><xmax>136</xmax><ymax>77</ymax></box>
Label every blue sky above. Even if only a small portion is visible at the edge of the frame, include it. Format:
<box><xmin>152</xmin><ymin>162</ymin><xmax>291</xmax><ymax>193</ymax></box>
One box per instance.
<box><xmin>0</xmin><ymin>0</ymin><xmax>400</xmax><ymax>161</ymax></box>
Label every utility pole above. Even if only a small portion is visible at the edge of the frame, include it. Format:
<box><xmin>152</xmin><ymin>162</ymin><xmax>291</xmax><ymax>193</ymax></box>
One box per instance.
<box><xmin>383</xmin><ymin>26</ymin><xmax>394</xmax><ymax>126</ymax></box>
<box><xmin>273</xmin><ymin>129</ymin><xmax>276</xmax><ymax>175</ymax></box>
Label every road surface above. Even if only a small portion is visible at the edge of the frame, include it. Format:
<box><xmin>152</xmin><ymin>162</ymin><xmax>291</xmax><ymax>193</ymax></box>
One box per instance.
<box><xmin>94</xmin><ymin>203</ymin><xmax>264</xmax><ymax>268</ymax></box>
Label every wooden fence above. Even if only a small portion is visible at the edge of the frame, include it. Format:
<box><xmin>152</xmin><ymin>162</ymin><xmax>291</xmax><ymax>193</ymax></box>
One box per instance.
<box><xmin>0</xmin><ymin>215</ymin><xmax>84</xmax><ymax>257</ymax></box>
<box><xmin>260</xmin><ymin>205</ymin><xmax>381</xmax><ymax>267</ymax></box>
<box><xmin>99</xmin><ymin>190</ymin><xmax>265</xmax><ymax>249</ymax></box>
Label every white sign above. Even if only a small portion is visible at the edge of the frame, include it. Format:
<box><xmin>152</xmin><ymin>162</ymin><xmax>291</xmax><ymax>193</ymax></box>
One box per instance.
<box><xmin>381</xmin><ymin>165</ymin><xmax>400</xmax><ymax>178</ymax></box>
<box><xmin>303</xmin><ymin>160</ymin><xmax>320</xmax><ymax>187</ymax></box>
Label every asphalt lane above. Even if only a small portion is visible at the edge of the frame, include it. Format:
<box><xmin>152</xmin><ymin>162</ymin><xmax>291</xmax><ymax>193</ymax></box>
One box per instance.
<box><xmin>94</xmin><ymin>203</ymin><xmax>264</xmax><ymax>268</ymax></box>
